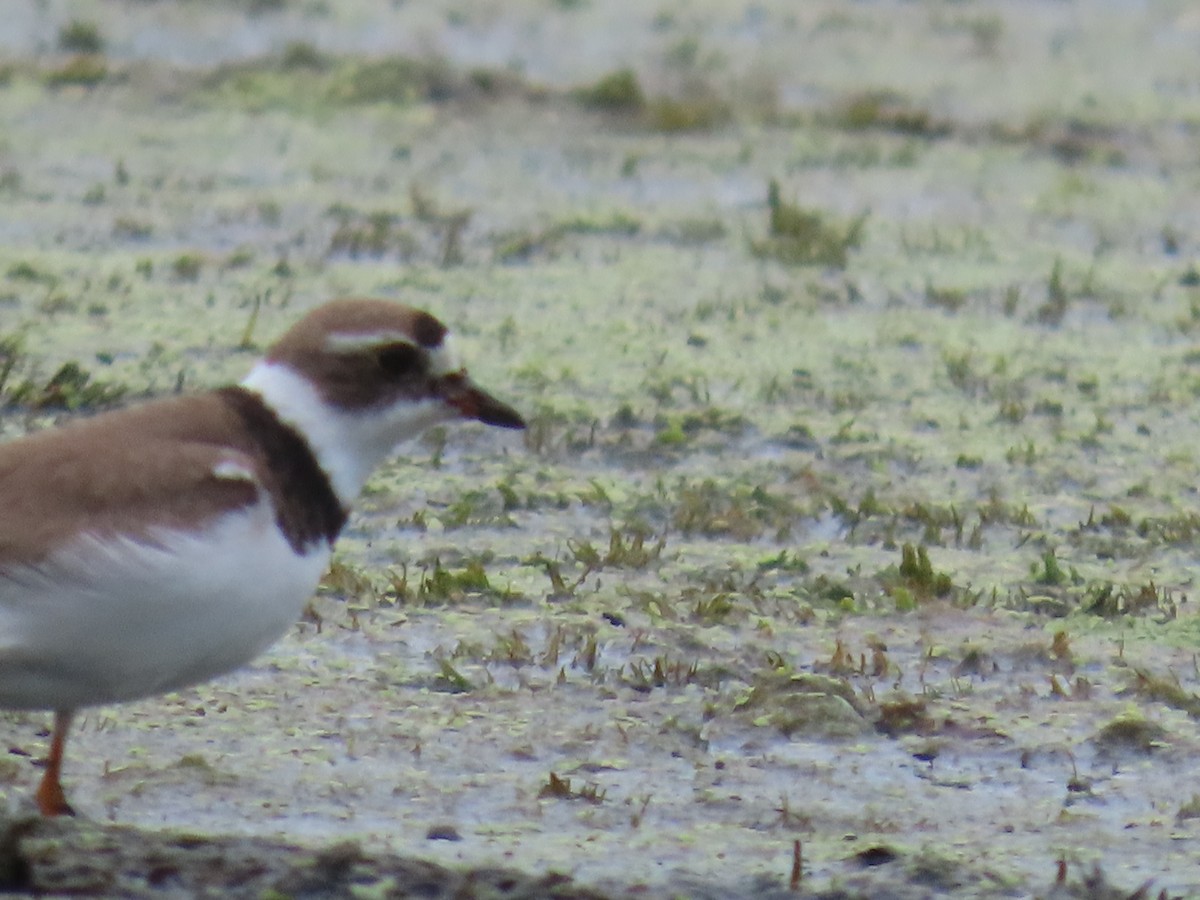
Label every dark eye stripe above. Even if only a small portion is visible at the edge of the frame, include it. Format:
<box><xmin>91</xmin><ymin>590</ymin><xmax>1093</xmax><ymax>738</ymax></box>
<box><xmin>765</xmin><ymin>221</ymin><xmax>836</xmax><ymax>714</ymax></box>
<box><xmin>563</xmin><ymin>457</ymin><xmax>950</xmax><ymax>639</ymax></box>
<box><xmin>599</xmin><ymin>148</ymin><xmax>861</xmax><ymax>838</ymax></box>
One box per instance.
<box><xmin>377</xmin><ymin>343</ymin><xmax>422</xmax><ymax>376</ymax></box>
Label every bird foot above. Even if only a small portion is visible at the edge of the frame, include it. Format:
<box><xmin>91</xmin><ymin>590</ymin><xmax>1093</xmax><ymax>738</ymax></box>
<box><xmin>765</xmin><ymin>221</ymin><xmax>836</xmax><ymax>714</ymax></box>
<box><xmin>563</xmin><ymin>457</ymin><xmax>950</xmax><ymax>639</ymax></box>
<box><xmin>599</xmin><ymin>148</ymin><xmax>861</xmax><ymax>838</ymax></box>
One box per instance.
<box><xmin>34</xmin><ymin>778</ymin><xmax>75</xmax><ymax>817</ymax></box>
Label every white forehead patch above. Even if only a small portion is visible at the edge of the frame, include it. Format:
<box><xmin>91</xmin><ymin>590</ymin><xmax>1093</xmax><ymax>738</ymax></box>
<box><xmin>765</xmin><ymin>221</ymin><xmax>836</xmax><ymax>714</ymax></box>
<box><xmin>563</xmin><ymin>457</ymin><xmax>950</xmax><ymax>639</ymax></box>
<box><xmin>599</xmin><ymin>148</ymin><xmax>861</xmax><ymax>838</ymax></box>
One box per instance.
<box><xmin>429</xmin><ymin>333</ymin><xmax>463</xmax><ymax>377</ymax></box>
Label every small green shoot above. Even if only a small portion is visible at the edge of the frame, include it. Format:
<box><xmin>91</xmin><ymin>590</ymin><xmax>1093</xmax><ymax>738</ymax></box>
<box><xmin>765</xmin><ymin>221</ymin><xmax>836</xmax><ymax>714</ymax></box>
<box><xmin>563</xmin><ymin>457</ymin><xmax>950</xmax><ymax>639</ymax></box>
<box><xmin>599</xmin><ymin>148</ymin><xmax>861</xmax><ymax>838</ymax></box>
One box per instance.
<box><xmin>538</xmin><ymin>772</ymin><xmax>605</xmax><ymax>804</ymax></box>
<box><xmin>1082</xmin><ymin>581</ymin><xmax>1176</xmax><ymax>619</ymax></box>
<box><xmin>751</xmin><ymin>180</ymin><xmax>866</xmax><ymax>268</ymax></box>
<box><xmin>1032</xmin><ymin>550</ymin><xmax>1068</xmax><ymax>586</ymax></box>
<box><xmin>569</xmin><ymin>528</ymin><xmax>665</xmax><ymax>570</ymax></box>
<box><xmin>621</xmin><ymin>656</ymin><xmax>702</xmax><ymax>692</ymax></box>
<box><xmin>897</xmin><ymin>543</ymin><xmax>952</xmax><ymax>599</ymax></box>
<box><xmin>239</xmin><ymin>291</ymin><xmax>267</xmax><ymax>350</ymax></box>
<box><xmin>171</xmin><ymin>253</ymin><xmax>204</xmax><ymax>281</ymax></box>
<box><xmin>1037</xmin><ymin>257</ymin><xmax>1069</xmax><ymax>324</ymax></box>
<box><xmin>573</xmin><ymin>68</ymin><xmax>645</xmax><ymax>112</ymax></box>
<box><xmin>58</xmin><ymin>20</ymin><xmax>105</xmax><ymax>54</ymax></box>
<box><xmin>432</xmin><ymin>658</ymin><xmax>474</xmax><ymax>693</ymax></box>
<box><xmin>393</xmin><ymin>558</ymin><xmax>518</xmax><ymax>607</ymax></box>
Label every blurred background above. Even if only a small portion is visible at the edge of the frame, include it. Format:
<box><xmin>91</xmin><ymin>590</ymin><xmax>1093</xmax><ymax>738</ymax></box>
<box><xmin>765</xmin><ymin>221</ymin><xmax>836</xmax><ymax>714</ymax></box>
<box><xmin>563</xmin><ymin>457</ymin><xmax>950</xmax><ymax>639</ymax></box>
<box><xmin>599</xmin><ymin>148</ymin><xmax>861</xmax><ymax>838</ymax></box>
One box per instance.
<box><xmin>2</xmin><ymin>2</ymin><xmax>1200</xmax><ymax>898</ymax></box>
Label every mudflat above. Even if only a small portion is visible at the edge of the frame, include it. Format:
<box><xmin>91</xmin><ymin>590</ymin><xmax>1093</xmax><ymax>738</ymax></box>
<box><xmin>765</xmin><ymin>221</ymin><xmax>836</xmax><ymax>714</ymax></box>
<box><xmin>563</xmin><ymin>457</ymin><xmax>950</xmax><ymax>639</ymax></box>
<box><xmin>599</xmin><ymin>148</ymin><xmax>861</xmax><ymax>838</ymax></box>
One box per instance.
<box><xmin>2</xmin><ymin>2</ymin><xmax>1199</xmax><ymax>897</ymax></box>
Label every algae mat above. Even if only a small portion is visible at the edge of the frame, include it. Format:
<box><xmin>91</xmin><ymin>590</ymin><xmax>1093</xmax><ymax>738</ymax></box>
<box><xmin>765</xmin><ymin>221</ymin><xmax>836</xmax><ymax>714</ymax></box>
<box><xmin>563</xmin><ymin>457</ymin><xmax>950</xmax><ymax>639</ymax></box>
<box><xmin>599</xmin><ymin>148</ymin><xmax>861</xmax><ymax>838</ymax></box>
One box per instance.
<box><xmin>2</xmin><ymin>1</ymin><xmax>1200</xmax><ymax>897</ymax></box>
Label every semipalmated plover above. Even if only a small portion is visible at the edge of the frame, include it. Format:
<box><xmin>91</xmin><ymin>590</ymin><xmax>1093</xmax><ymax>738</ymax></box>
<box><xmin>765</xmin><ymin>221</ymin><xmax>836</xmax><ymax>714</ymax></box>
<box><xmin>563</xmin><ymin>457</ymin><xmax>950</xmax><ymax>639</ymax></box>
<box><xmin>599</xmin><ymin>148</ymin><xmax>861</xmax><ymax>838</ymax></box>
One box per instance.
<box><xmin>0</xmin><ymin>298</ymin><xmax>524</xmax><ymax>815</ymax></box>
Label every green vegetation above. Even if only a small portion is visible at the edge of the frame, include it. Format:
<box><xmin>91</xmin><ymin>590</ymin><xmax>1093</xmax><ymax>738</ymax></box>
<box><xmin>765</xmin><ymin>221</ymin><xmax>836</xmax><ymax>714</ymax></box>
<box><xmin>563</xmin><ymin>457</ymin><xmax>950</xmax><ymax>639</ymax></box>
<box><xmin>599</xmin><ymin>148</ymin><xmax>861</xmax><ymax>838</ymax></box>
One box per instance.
<box><xmin>45</xmin><ymin>55</ymin><xmax>107</xmax><ymax>87</ymax></box>
<box><xmin>1</xmin><ymin>6</ymin><xmax>1196</xmax><ymax>894</ymax></box>
<box><xmin>645</xmin><ymin>92</ymin><xmax>730</xmax><ymax>132</ymax></box>
<box><xmin>884</xmin><ymin>543</ymin><xmax>954</xmax><ymax>607</ymax></box>
<box><xmin>1092</xmin><ymin>710</ymin><xmax>1169</xmax><ymax>755</ymax></box>
<box><xmin>573</xmin><ymin>68</ymin><xmax>644</xmax><ymax>112</ymax></box>
<box><xmin>58</xmin><ymin>20</ymin><xmax>105</xmax><ymax>54</ymax></box>
<box><xmin>171</xmin><ymin>254</ymin><xmax>205</xmax><ymax>281</ymax></box>
<box><xmin>538</xmin><ymin>772</ymin><xmax>605</xmax><ymax>804</ymax></box>
<box><xmin>327</xmin><ymin>208</ymin><xmax>417</xmax><ymax>260</ymax></box>
<box><xmin>827</xmin><ymin>90</ymin><xmax>948</xmax><ymax>138</ymax></box>
<box><xmin>671</xmin><ymin>479</ymin><xmax>799</xmax><ymax>540</ymax></box>
<box><xmin>204</xmin><ymin>51</ymin><xmax>516</xmax><ymax>113</ymax></box>
<box><xmin>751</xmin><ymin>180</ymin><xmax>866</xmax><ymax>268</ymax></box>
<box><xmin>572</xmin><ymin>64</ymin><xmax>733</xmax><ymax>131</ymax></box>
<box><xmin>734</xmin><ymin>670</ymin><xmax>867</xmax><ymax>738</ymax></box>
<box><xmin>0</xmin><ymin>335</ymin><xmax>127</xmax><ymax>410</ymax></box>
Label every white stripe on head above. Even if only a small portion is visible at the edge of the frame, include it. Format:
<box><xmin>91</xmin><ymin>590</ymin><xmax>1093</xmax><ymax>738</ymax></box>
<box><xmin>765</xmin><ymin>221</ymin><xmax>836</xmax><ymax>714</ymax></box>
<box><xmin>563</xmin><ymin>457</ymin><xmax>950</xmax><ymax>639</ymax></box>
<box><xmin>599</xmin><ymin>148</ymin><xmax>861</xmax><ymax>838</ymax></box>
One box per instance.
<box><xmin>321</xmin><ymin>330</ymin><xmax>464</xmax><ymax>378</ymax></box>
<box><xmin>323</xmin><ymin>330</ymin><xmax>419</xmax><ymax>353</ymax></box>
<box><xmin>211</xmin><ymin>459</ymin><xmax>257</xmax><ymax>484</ymax></box>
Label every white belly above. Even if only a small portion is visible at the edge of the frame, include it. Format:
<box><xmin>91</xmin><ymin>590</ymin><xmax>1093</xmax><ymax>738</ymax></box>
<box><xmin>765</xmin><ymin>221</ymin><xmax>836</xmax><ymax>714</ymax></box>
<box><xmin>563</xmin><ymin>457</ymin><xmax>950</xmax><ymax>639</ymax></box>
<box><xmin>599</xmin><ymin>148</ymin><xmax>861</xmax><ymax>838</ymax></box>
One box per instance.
<box><xmin>0</xmin><ymin>508</ymin><xmax>330</xmax><ymax>710</ymax></box>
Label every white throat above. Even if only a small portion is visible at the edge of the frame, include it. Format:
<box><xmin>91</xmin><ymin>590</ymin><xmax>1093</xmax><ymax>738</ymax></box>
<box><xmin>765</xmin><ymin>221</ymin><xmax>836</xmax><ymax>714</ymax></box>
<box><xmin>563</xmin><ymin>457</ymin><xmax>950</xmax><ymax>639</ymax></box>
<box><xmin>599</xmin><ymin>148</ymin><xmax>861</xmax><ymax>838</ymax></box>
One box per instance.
<box><xmin>240</xmin><ymin>362</ymin><xmax>453</xmax><ymax>505</ymax></box>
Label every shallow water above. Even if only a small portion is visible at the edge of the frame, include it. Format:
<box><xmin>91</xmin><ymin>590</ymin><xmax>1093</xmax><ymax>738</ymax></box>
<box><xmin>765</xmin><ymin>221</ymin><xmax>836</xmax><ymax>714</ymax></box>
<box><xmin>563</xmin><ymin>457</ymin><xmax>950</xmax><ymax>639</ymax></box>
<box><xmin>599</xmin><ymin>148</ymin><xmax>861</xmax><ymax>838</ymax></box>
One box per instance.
<box><xmin>3</xmin><ymin>1</ymin><xmax>1200</xmax><ymax>896</ymax></box>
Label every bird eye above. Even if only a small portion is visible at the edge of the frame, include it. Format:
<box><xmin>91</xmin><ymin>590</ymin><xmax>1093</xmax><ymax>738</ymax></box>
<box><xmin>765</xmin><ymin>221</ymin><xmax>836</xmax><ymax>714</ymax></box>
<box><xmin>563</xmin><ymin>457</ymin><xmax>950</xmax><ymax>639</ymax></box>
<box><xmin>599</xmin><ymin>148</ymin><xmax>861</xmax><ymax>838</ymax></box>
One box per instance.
<box><xmin>377</xmin><ymin>343</ymin><xmax>421</xmax><ymax>377</ymax></box>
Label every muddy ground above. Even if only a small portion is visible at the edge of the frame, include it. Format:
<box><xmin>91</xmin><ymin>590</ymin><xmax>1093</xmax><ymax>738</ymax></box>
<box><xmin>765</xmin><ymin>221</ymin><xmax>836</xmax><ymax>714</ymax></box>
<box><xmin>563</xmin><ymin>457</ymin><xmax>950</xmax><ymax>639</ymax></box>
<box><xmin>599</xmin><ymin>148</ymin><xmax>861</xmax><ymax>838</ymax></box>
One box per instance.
<box><xmin>2</xmin><ymin>1</ymin><xmax>1200</xmax><ymax>897</ymax></box>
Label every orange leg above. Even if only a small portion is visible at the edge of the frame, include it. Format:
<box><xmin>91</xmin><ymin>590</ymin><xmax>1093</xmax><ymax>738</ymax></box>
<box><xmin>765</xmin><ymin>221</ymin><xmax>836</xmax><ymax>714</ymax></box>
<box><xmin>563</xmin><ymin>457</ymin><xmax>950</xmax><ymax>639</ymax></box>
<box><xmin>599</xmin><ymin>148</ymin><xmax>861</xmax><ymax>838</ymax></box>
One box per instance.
<box><xmin>35</xmin><ymin>709</ymin><xmax>76</xmax><ymax>817</ymax></box>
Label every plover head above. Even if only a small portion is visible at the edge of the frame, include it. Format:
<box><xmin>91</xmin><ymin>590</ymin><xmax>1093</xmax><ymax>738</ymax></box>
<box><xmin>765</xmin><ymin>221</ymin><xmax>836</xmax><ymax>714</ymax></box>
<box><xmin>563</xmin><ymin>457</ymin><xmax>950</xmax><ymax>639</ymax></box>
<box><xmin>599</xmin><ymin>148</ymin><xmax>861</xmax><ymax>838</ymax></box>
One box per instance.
<box><xmin>241</xmin><ymin>298</ymin><xmax>525</xmax><ymax>505</ymax></box>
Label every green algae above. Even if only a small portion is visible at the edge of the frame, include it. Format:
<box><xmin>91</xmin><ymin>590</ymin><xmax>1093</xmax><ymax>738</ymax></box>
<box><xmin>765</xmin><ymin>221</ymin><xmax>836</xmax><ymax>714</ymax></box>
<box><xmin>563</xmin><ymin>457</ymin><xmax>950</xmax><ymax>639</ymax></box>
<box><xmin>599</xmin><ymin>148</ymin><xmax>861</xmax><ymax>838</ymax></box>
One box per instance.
<box><xmin>1</xmin><ymin>0</ymin><xmax>1199</xmax><ymax>897</ymax></box>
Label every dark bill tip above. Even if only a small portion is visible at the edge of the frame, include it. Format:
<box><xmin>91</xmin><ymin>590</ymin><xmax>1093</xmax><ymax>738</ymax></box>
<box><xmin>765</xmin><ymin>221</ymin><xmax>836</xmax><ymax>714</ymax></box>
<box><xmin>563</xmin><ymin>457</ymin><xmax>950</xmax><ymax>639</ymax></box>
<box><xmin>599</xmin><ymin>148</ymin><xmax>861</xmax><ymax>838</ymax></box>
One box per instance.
<box><xmin>444</xmin><ymin>379</ymin><xmax>526</xmax><ymax>430</ymax></box>
<box><xmin>473</xmin><ymin>391</ymin><xmax>526</xmax><ymax>429</ymax></box>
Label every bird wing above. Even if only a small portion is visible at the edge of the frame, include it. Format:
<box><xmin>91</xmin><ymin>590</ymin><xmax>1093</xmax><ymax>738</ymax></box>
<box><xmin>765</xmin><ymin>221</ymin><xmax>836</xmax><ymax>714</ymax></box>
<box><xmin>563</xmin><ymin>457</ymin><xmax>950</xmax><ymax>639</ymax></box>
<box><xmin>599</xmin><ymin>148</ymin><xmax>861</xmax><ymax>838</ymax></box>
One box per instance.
<box><xmin>0</xmin><ymin>394</ymin><xmax>265</xmax><ymax>570</ymax></box>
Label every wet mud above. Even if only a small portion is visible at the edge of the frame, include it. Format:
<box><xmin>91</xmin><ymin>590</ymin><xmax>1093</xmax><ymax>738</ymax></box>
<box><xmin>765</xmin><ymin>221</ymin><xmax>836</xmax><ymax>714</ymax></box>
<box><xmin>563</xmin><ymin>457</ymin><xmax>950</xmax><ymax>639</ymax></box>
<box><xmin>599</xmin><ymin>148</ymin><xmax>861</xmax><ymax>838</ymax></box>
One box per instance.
<box><xmin>2</xmin><ymin>1</ymin><xmax>1200</xmax><ymax>897</ymax></box>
